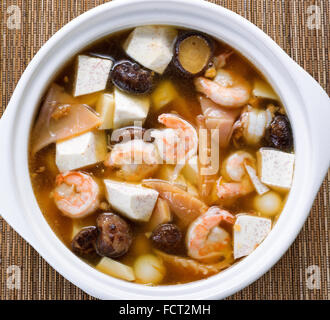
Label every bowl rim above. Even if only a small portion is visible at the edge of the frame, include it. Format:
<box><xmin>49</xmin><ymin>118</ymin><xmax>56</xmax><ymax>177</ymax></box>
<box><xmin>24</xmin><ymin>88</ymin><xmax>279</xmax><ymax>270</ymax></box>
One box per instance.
<box><xmin>0</xmin><ymin>0</ymin><xmax>323</xmax><ymax>299</ymax></box>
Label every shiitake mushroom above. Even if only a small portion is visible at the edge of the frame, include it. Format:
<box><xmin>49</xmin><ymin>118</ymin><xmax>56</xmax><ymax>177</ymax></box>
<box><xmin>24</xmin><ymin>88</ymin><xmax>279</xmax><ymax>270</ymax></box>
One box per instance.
<box><xmin>71</xmin><ymin>226</ymin><xmax>98</xmax><ymax>257</ymax></box>
<box><xmin>95</xmin><ymin>213</ymin><xmax>132</xmax><ymax>258</ymax></box>
<box><xmin>150</xmin><ymin>223</ymin><xmax>183</xmax><ymax>254</ymax></box>
<box><xmin>111</xmin><ymin>60</ymin><xmax>154</xmax><ymax>94</ymax></box>
<box><xmin>265</xmin><ymin>115</ymin><xmax>293</xmax><ymax>151</ymax></box>
<box><xmin>172</xmin><ymin>31</ymin><xmax>214</xmax><ymax>77</ymax></box>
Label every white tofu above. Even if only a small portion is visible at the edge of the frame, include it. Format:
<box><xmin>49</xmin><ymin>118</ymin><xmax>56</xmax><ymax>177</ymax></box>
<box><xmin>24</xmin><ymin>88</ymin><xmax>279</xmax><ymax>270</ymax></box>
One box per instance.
<box><xmin>113</xmin><ymin>88</ymin><xmax>150</xmax><ymax>129</ymax></box>
<box><xmin>257</xmin><ymin>148</ymin><xmax>295</xmax><ymax>191</ymax></box>
<box><xmin>96</xmin><ymin>93</ymin><xmax>115</xmax><ymax>129</ymax></box>
<box><xmin>182</xmin><ymin>155</ymin><xmax>199</xmax><ymax>186</ymax></box>
<box><xmin>123</xmin><ymin>26</ymin><xmax>178</xmax><ymax>74</ymax></box>
<box><xmin>73</xmin><ymin>55</ymin><xmax>112</xmax><ymax>97</ymax></box>
<box><xmin>253</xmin><ymin>79</ymin><xmax>278</xmax><ymax>101</ymax></box>
<box><xmin>244</xmin><ymin>163</ymin><xmax>270</xmax><ymax>195</ymax></box>
<box><xmin>234</xmin><ymin>214</ymin><xmax>272</xmax><ymax>259</ymax></box>
<box><xmin>56</xmin><ymin>131</ymin><xmax>107</xmax><ymax>172</ymax></box>
<box><xmin>104</xmin><ymin>180</ymin><xmax>158</xmax><ymax>222</ymax></box>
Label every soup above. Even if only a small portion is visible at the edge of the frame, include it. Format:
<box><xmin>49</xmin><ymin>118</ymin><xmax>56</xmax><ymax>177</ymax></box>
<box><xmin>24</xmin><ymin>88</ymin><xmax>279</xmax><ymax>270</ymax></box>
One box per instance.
<box><xmin>29</xmin><ymin>25</ymin><xmax>295</xmax><ymax>285</ymax></box>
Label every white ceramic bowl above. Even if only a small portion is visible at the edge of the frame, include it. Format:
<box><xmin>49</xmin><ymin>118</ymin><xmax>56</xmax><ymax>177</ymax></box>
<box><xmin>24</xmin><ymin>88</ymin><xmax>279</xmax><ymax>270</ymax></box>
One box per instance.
<box><xmin>0</xmin><ymin>0</ymin><xmax>329</xmax><ymax>300</ymax></box>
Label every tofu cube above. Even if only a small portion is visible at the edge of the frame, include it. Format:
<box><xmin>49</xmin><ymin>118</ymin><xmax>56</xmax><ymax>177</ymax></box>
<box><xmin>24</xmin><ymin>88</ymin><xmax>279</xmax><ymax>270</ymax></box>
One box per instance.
<box><xmin>56</xmin><ymin>131</ymin><xmax>107</xmax><ymax>172</ymax></box>
<box><xmin>104</xmin><ymin>180</ymin><xmax>158</xmax><ymax>222</ymax></box>
<box><xmin>123</xmin><ymin>26</ymin><xmax>178</xmax><ymax>74</ymax></box>
<box><xmin>96</xmin><ymin>93</ymin><xmax>115</xmax><ymax>129</ymax></box>
<box><xmin>244</xmin><ymin>163</ymin><xmax>269</xmax><ymax>195</ymax></box>
<box><xmin>234</xmin><ymin>214</ymin><xmax>272</xmax><ymax>259</ymax></box>
<box><xmin>113</xmin><ymin>88</ymin><xmax>150</xmax><ymax>129</ymax></box>
<box><xmin>257</xmin><ymin>148</ymin><xmax>295</xmax><ymax>191</ymax></box>
<box><xmin>182</xmin><ymin>155</ymin><xmax>199</xmax><ymax>186</ymax></box>
<box><xmin>73</xmin><ymin>55</ymin><xmax>112</xmax><ymax>97</ymax></box>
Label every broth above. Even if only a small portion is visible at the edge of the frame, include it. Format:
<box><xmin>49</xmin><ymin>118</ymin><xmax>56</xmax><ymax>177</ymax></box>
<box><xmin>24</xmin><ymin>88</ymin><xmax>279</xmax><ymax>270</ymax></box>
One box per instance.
<box><xmin>29</xmin><ymin>26</ymin><xmax>294</xmax><ymax>285</ymax></box>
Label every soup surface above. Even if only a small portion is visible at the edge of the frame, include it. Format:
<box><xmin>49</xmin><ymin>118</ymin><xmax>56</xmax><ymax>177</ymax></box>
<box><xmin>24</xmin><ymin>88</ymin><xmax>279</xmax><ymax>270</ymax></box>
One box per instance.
<box><xmin>29</xmin><ymin>26</ymin><xmax>295</xmax><ymax>285</ymax></box>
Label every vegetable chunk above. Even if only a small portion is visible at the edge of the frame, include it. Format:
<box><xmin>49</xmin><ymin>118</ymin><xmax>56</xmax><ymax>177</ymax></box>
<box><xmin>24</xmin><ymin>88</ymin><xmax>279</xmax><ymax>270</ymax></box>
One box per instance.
<box><xmin>56</xmin><ymin>131</ymin><xmax>107</xmax><ymax>172</ymax></box>
<box><xmin>73</xmin><ymin>55</ymin><xmax>113</xmax><ymax>97</ymax></box>
<box><xmin>104</xmin><ymin>180</ymin><xmax>159</xmax><ymax>222</ymax></box>
<box><xmin>233</xmin><ymin>214</ymin><xmax>272</xmax><ymax>259</ymax></box>
<box><xmin>123</xmin><ymin>26</ymin><xmax>178</xmax><ymax>74</ymax></box>
<box><xmin>96</xmin><ymin>93</ymin><xmax>115</xmax><ymax>130</ymax></box>
<box><xmin>96</xmin><ymin>257</ymin><xmax>135</xmax><ymax>281</ymax></box>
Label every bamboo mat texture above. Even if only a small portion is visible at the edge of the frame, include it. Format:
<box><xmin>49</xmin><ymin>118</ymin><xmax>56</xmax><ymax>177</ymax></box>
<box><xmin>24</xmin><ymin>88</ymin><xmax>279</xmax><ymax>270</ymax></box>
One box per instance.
<box><xmin>0</xmin><ymin>0</ymin><xmax>329</xmax><ymax>300</ymax></box>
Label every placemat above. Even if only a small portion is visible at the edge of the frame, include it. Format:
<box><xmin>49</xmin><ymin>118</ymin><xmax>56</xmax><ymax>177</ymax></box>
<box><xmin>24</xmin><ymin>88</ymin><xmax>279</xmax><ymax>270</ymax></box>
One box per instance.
<box><xmin>0</xmin><ymin>0</ymin><xmax>329</xmax><ymax>300</ymax></box>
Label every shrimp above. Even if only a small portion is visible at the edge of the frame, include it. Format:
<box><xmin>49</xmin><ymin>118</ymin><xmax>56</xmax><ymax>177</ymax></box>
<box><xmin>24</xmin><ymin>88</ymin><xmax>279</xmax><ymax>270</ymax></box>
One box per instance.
<box><xmin>152</xmin><ymin>113</ymin><xmax>198</xmax><ymax>165</ymax></box>
<box><xmin>232</xmin><ymin>105</ymin><xmax>274</xmax><ymax>146</ymax></box>
<box><xmin>53</xmin><ymin>171</ymin><xmax>100</xmax><ymax>218</ymax></box>
<box><xmin>186</xmin><ymin>207</ymin><xmax>235</xmax><ymax>262</ymax></box>
<box><xmin>213</xmin><ymin>51</ymin><xmax>233</xmax><ymax>69</ymax></box>
<box><xmin>194</xmin><ymin>69</ymin><xmax>251</xmax><ymax>108</ymax></box>
<box><xmin>217</xmin><ymin>151</ymin><xmax>255</xmax><ymax>200</ymax></box>
<box><xmin>142</xmin><ymin>179</ymin><xmax>208</xmax><ymax>227</ymax></box>
<box><xmin>216</xmin><ymin>177</ymin><xmax>254</xmax><ymax>200</ymax></box>
<box><xmin>104</xmin><ymin>139</ymin><xmax>160</xmax><ymax>182</ymax></box>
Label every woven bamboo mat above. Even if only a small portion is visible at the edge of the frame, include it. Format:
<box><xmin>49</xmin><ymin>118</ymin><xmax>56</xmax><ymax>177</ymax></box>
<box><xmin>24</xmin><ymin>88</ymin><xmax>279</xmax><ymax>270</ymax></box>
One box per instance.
<box><xmin>0</xmin><ymin>0</ymin><xmax>329</xmax><ymax>300</ymax></box>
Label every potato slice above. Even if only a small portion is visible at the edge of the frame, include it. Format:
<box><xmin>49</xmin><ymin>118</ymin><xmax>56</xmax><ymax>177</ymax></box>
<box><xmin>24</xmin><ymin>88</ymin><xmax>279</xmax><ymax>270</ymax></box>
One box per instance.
<box><xmin>96</xmin><ymin>93</ymin><xmax>115</xmax><ymax>129</ymax></box>
<box><xmin>253</xmin><ymin>79</ymin><xmax>278</xmax><ymax>101</ymax></box>
<box><xmin>96</xmin><ymin>257</ymin><xmax>135</xmax><ymax>281</ymax></box>
<box><xmin>151</xmin><ymin>80</ymin><xmax>179</xmax><ymax>111</ymax></box>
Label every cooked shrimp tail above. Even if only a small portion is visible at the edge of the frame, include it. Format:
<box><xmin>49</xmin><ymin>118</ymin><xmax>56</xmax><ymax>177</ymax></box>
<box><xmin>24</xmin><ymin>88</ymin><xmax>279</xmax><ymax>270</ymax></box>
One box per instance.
<box><xmin>186</xmin><ymin>206</ymin><xmax>234</xmax><ymax>262</ymax></box>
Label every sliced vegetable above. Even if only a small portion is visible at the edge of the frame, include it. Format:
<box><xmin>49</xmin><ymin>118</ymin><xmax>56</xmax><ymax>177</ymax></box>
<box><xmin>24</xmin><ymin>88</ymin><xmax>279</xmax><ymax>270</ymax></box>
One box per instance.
<box><xmin>31</xmin><ymin>85</ymin><xmax>102</xmax><ymax>154</ymax></box>
<box><xmin>182</xmin><ymin>155</ymin><xmax>199</xmax><ymax>186</ymax></box>
<box><xmin>111</xmin><ymin>60</ymin><xmax>154</xmax><ymax>95</ymax></box>
<box><xmin>96</xmin><ymin>257</ymin><xmax>135</xmax><ymax>281</ymax></box>
<box><xmin>151</xmin><ymin>80</ymin><xmax>179</xmax><ymax>111</ymax></box>
<box><xmin>173</xmin><ymin>32</ymin><xmax>214</xmax><ymax>77</ymax></box>
<box><xmin>253</xmin><ymin>79</ymin><xmax>278</xmax><ymax>101</ymax></box>
<box><xmin>146</xmin><ymin>198</ymin><xmax>173</xmax><ymax>231</ymax></box>
<box><xmin>77</xmin><ymin>92</ymin><xmax>102</xmax><ymax>107</ymax></box>
<box><xmin>133</xmin><ymin>254</ymin><xmax>165</xmax><ymax>284</ymax></box>
<box><xmin>244</xmin><ymin>163</ymin><xmax>270</xmax><ymax>195</ymax></box>
<box><xmin>96</xmin><ymin>93</ymin><xmax>115</xmax><ymax>129</ymax></box>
